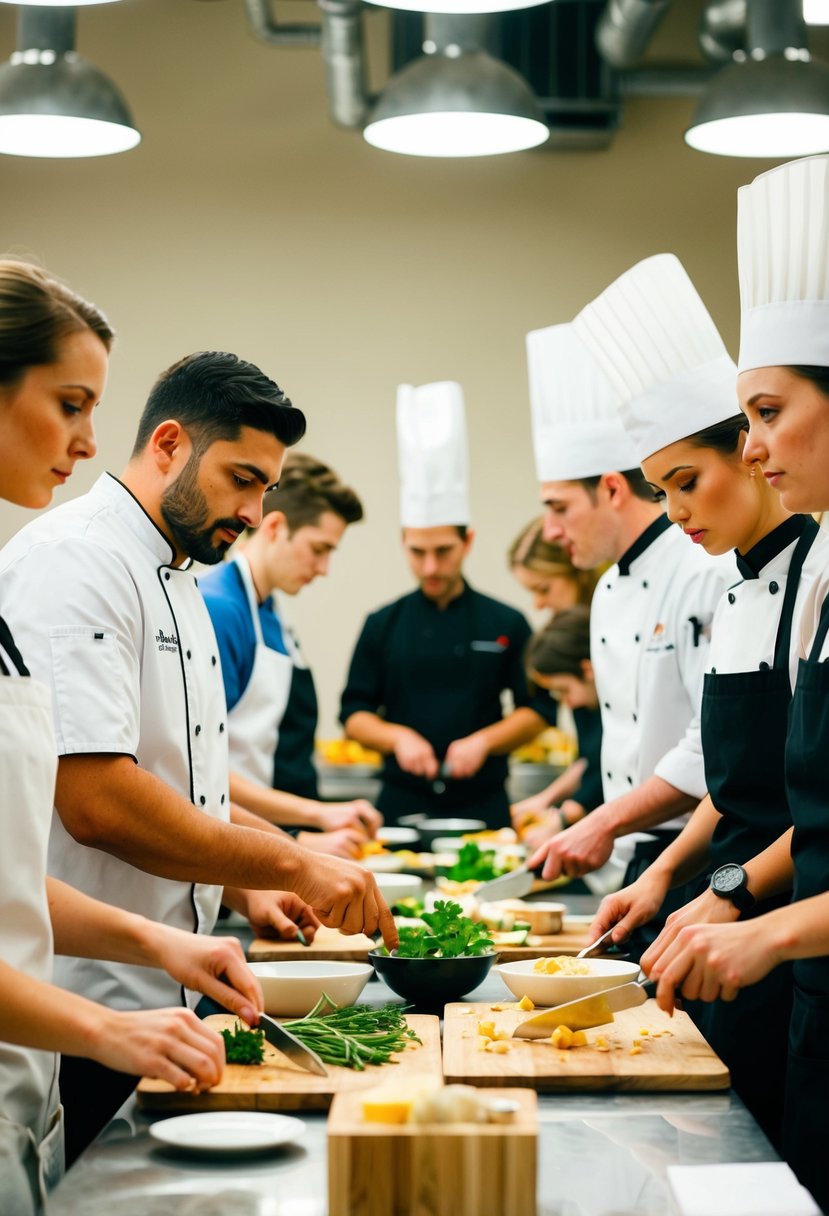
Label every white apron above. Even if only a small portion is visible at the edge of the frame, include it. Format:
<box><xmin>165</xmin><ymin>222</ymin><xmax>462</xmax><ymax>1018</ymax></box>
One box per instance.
<box><xmin>227</xmin><ymin>554</ymin><xmax>294</xmax><ymax>787</ymax></box>
<box><xmin>0</xmin><ymin>677</ymin><xmax>63</xmax><ymax>1216</ymax></box>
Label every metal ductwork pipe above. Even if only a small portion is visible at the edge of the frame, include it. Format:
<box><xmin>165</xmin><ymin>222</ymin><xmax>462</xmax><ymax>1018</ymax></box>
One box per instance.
<box><xmin>318</xmin><ymin>0</ymin><xmax>368</xmax><ymax>128</ymax></box>
<box><xmin>698</xmin><ymin>0</ymin><xmax>746</xmax><ymax>62</ymax></box>
<box><xmin>244</xmin><ymin>0</ymin><xmax>320</xmax><ymax>49</ymax></box>
<box><xmin>596</xmin><ymin>0</ymin><xmax>675</xmax><ymax>69</ymax></box>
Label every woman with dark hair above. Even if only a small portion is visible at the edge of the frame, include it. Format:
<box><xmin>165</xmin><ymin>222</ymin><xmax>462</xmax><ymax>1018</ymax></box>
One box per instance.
<box><xmin>574</xmin><ymin>251</ymin><xmax>829</xmax><ymax>1151</ymax></box>
<box><xmin>631</xmin><ymin>157</ymin><xmax>829</xmax><ymax>1209</ymax></box>
<box><xmin>0</xmin><ymin>261</ymin><xmax>263</xmax><ymax>1215</ymax></box>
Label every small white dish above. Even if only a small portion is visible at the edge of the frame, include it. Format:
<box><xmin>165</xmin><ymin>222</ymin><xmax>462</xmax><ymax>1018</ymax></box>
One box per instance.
<box><xmin>249</xmin><ymin>960</ymin><xmax>373</xmax><ymax>1016</ymax></box>
<box><xmin>496</xmin><ymin>957</ymin><xmax>641</xmax><ymax>1005</ymax></box>
<box><xmin>149</xmin><ymin>1111</ymin><xmax>305</xmax><ymax>1154</ymax></box>
<box><xmin>376</xmin><ymin>826</ymin><xmax>419</xmax><ymax>846</ymax></box>
<box><xmin>374</xmin><ymin>872</ymin><xmax>424</xmax><ymax>903</ymax></box>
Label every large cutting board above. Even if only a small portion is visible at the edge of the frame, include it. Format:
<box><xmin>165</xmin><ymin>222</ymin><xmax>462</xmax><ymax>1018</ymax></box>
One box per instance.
<box><xmin>248</xmin><ymin>925</ymin><xmax>377</xmax><ymax>962</ymax></box>
<box><xmin>136</xmin><ymin>1013</ymin><xmax>441</xmax><ymax>1112</ymax></box>
<box><xmin>442</xmin><ymin>1001</ymin><xmax>729</xmax><ymax>1092</ymax></box>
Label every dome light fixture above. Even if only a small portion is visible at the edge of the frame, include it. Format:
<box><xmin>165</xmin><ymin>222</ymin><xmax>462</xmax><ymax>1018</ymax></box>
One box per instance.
<box><xmin>363</xmin><ymin>15</ymin><xmax>548</xmax><ymax>157</ymax></box>
<box><xmin>366</xmin><ymin>0</ymin><xmax>550</xmax><ymax>16</ymax></box>
<box><xmin>804</xmin><ymin>0</ymin><xmax>829</xmax><ymax>24</ymax></box>
<box><xmin>0</xmin><ymin>7</ymin><xmax>140</xmax><ymax>158</ymax></box>
<box><xmin>685</xmin><ymin>0</ymin><xmax>829</xmax><ymax>158</ymax></box>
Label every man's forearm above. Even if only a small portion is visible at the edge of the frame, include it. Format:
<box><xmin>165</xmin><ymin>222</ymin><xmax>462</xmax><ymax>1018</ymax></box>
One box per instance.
<box><xmin>645</xmin><ymin>794</ymin><xmax>720</xmax><ymax>889</ymax></box>
<box><xmin>744</xmin><ymin>828</ymin><xmax>794</xmax><ymax>902</ymax></box>
<box><xmin>56</xmin><ymin>754</ymin><xmax>305</xmax><ymax>891</ymax></box>
<box><xmin>476</xmin><ymin>708</ymin><xmax>548</xmax><ymax>757</ymax></box>
<box><xmin>344</xmin><ymin>711</ymin><xmax>401</xmax><ymax>754</ymax></box>
<box><xmin>602</xmin><ymin>775</ymin><xmax>698</xmax><ymax>838</ymax></box>
<box><xmin>48</xmin><ymin>876</ymin><xmax>170</xmax><ymax>966</ymax></box>
<box><xmin>229</xmin><ymin>770</ymin><xmax>320</xmax><ymax>828</ymax></box>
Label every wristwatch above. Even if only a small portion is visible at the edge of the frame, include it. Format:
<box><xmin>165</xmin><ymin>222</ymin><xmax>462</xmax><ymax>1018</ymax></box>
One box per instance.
<box><xmin>709</xmin><ymin>863</ymin><xmax>756</xmax><ymax>915</ymax></box>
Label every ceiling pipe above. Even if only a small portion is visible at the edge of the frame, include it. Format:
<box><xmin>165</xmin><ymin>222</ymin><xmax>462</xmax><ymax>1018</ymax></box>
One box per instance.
<box><xmin>319</xmin><ymin>0</ymin><xmax>369</xmax><ymax>127</ymax></box>
<box><xmin>244</xmin><ymin>0</ymin><xmax>320</xmax><ymax>48</ymax></box>
<box><xmin>595</xmin><ymin>0</ymin><xmax>675</xmax><ymax>70</ymax></box>
<box><xmin>699</xmin><ymin>0</ymin><xmax>746</xmax><ymax>62</ymax></box>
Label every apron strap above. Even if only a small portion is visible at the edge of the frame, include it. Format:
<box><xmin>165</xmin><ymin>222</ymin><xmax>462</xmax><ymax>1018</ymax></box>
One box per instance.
<box><xmin>808</xmin><ymin>571</ymin><xmax>829</xmax><ymax>662</ymax></box>
<box><xmin>233</xmin><ymin>553</ymin><xmax>266</xmax><ymax>648</ymax></box>
<box><xmin>773</xmin><ymin>517</ymin><xmax>820</xmax><ymax>671</ymax></box>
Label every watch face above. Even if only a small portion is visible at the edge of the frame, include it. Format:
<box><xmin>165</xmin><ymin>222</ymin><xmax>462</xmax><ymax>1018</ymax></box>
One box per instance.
<box><xmin>715</xmin><ymin>863</ymin><xmax>744</xmax><ymax>892</ymax></box>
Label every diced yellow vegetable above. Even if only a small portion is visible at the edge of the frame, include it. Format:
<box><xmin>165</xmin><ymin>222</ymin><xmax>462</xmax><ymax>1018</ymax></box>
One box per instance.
<box><xmin>571</xmin><ymin>1030</ymin><xmax>587</xmax><ymax>1047</ymax></box>
<box><xmin>477</xmin><ymin>1036</ymin><xmax>492</xmax><ymax>1050</ymax></box>
<box><xmin>629</xmin><ymin>1045</ymin><xmax>642</xmax><ymax>1056</ymax></box>
<box><xmin>486</xmin><ymin>1040</ymin><xmax>512</xmax><ymax>1054</ymax></box>
<box><xmin>478</xmin><ymin>1021</ymin><xmax>496</xmax><ymax>1038</ymax></box>
<box><xmin>550</xmin><ymin>1025</ymin><xmax>574</xmax><ymax>1050</ymax></box>
<box><xmin>362</xmin><ymin>1098</ymin><xmax>413</xmax><ymax>1124</ymax></box>
<box><xmin>518</xmin><ymin>995</ymin><xmax>535</xmax><ymax>1011</ymax></box>
<box><xmin>639</xmin><ymin>1028</ymin><xmax>649</xmax><ymax>1036</ymax></box>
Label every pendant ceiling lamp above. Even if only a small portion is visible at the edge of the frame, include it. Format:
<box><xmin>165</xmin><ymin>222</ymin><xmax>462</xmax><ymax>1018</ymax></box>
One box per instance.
<box><xmin>0</xmin><ymin>7</ymin><xmax>140</xmax><ymax>158</ymax></box>
<box><xmin>685</xmin><ymin>0</ymin><xmax>829</xmax><ymax>158</ymax></box>
<box><xmin>804</xmin><ymin>1</ymin><xmax>829</xmax><ymax>24</ymax></box>
<box><xmin>366</xmin><ymin>0</ymin><xmax>550</xmax><ymax>16</ymax></box>
<box><xmin>363</xmin><ymin>14</ymin><xmax>548</xmax><ymax>157</ymax></box>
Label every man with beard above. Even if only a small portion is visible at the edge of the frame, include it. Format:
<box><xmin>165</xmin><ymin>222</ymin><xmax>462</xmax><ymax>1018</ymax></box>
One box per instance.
<box><xmin>0</xmin><ymin>351</ymin><xmax>396</xmax><ymax>1161</ymax></box>
<box><xmin>340</xmin><ymin>381</ymin><xmax>556</xmax><ymax>828</ymax></box>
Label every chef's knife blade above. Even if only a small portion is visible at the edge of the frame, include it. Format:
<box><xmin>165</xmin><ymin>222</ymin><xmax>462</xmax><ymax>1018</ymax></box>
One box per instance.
<box><xmin>475</xmin><ymin>864</ymin><xmax>542</xmax><ymax>902</ymax></box>
<box><xmin>257</xmin><ymin>1012</ymin><xmax>329</xmax><ymax>1076</ymax></box>
<box><xmin>512</xmin><ymin>978</ymin><xmax>657</xmax><ymax>1039</ymax></box>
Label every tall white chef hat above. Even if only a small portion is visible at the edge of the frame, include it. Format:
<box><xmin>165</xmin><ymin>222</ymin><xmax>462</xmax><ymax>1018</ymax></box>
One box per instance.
<box><xmin>397</xmin><ymin>381</ymin><xmax>470</xmax><ymax>528</ymax></box>
<box><xmin>527</xmin><ymin>321</ymin><xmax>639</xmax><ymax>481</ymax></box>
<box><xmin>738</xmin><ymin>154</ymin><xmax>829</xmax><ymax>372</ymax></box>
<box><xmin>573</xmin><ymin>253</ymin><xmax>737</xmax><ymax>464</ymax></box>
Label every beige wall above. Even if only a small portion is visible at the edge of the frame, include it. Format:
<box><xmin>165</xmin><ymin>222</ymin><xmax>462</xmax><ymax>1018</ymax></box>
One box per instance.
<box><xmin>0</xmin><ymin>0</ymin><xmax>810</xmax><ymax>735</ymax></box>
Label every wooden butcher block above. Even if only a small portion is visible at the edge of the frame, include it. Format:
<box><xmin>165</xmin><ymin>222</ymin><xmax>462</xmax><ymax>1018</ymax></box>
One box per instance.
<box><xmin>247</xmin><ymin>925</ymin><xmax>376</xmax><ymax>962</ymax></box>
<box><xmin>442</xmin><ymin>1001</ymin><xmax>730</xmax><ymax>1093</ymax></box>
<box><xmin>136</xmin><ymin>1012</ymin><xmax>441</xmax><ymax>1113</ymax></box>
<box><xmin>491</xmin><ymin>928</ymin><xmax>593</xmax><ymax>961</ymax></box>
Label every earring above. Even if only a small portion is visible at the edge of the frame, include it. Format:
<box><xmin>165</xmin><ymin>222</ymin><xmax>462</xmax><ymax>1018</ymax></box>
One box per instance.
<box><xmin>749</xmin><ymin>464</ymin><xmax>758</xmax><ymax>478</ymax></box>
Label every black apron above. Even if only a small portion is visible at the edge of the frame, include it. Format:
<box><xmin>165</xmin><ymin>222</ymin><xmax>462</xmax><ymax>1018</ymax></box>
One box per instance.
<box><xmin>273</xmin><ymin>664</ymin><xmax>319</xmax><ymax>800</ymax></box>
<box><xmin>693</xmin><ymin>519</ymin><xmax>817</xmax><ymax>1151</ymax></box>
<box><xmin>782</xmin><ymin>583</ymin><xmax>829</xmax><ymax>1211</ymax></box>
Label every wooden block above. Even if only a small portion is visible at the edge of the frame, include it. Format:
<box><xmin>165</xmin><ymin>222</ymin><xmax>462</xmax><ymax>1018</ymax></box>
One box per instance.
<box><xmin>442</xmin><ymin>1002</ymin><xmax>730</xmax><ymax>1092</ymax></box>
<box><xmin>328</xmin><ymin>1088</ymin><xmax>537</xmax><ymax>1216</ymax></box>
<box><xmin>136</xmin><ymin>1014</ymin><xmax>441</xmax><ymax>1113</ymax></box>
<box><xmin>248</xmin><ymin>924</ymin><xmax>376</xmax><ymax>962</ymax></box>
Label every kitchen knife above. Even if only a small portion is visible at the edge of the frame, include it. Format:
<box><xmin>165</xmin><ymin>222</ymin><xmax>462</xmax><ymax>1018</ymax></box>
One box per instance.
<box><xmin>512</xmin><ymin>978</ymin><xmax>658</xmax><ymax>1039</ymax></box>
<box><xmin>474</xmin><ymin>863</ymin><xmax>543</xmax><ymax>902</ymax></box>
<box><xmin>257</xmin><ymin>1012</ymin><xmax>329</xmax><ymax>1076</ymax></box>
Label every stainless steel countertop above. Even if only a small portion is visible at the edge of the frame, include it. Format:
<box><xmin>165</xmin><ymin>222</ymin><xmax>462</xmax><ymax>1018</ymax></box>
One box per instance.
<box><xmin>49</xmin><ymin>937</ymin><xmax>777</xmax><ymax>1216</ymax></box>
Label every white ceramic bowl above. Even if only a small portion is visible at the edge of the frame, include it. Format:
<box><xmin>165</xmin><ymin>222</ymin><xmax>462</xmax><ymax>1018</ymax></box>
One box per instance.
<box><xmin>376</xmin><ymin>826</ymin><xmax>420</xmax><ymax>846</ymax></box>
<box><xmin>374</xmin><ymin>872</ymin><xmax>424</xmax><ymax>904</ymax></box>
<box><xmin>495</xmin><ymin>957</ymin><xmax>641</xmax><ymax>1006</ymax></box>
<box><xmin>249</xmin><ymin>961</ymin><xmax>373</xmax><ymax>1016</ymax></box>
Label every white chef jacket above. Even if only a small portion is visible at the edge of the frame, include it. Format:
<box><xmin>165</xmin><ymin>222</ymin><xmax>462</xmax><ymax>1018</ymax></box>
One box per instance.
<box><xmin>0</xmin><ymin>474</ymin><xmax>230</xmax><ymax>1012</ymax></box>
<box><xmin>591</xmin><ymin>515</ymin><xmax>731</xmax><ymax>810</ymax></box>
<box><xmin>795</xmin><ymin>543</ymin><xmax>829</xmax><ymax>663</ymax></box>
<box><xmin>709</xmin><ymin>524</ymin><xmax>829</xmax><ymax>684</ymax></box>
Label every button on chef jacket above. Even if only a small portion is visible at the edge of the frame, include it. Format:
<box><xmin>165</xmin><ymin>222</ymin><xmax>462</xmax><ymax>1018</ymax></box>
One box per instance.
<box><xmin>0</xmin><ymin>473</ymin><xmax>230</xmax><ymax>1013</ymax></box>
<box><xmin>591</xmin><ymin>514</ymin><xmax>730</xmax><ymax>810</ymax></box>
<box><xmin>339</xmin><ymin>581</ymin><xmax>557</xmax><ymax>808</ymax></box>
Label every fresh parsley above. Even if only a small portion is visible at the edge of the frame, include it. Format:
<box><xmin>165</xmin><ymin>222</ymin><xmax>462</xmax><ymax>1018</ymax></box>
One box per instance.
<box><xmin>444</xmin><ymin>842</ymin><xmax>508</xmax><ymax>883</ymax></box>
<box><xmin>220</xmin><ymin>1022</ymin><xmax>266</xmax><ymax>1065</ymax></box>
<box><xmin>388</xmin><ymin>900</ymin><xmax>494</xmax><ymax>958</ymax></box>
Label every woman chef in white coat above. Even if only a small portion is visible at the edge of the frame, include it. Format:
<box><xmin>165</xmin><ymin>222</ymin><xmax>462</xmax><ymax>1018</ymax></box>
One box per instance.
<box><xmin>632</xmin><ymin>158</ymin><xmax>829</xmax><ymax>1211</ymax></box>
<box><xmin>0</xmin><ymin>260</ymin><xmax>263</xmax><ymax>1216</ymax></box>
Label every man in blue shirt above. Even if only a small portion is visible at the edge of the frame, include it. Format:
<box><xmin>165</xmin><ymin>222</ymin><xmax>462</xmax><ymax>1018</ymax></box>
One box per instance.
<box><xmin>201</xmin><ymin>453</ymin><xmax>381</xmax><ymax>857</ymax></box>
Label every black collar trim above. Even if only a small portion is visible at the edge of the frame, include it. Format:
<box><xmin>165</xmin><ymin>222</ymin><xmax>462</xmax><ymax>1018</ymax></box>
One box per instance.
<box><xmin>617</xmin><ymin>513</ymin><xmax>672</xmax><ymax>576</ymax></box>
<box><xmin>735</xmin><ymin>515</ymin><xmax>807</xmax><ymax>581</ymax></box>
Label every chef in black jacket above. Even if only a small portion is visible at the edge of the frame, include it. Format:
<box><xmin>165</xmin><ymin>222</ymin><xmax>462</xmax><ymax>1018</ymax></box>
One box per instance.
<box><xmin>340</xmin><ymin>381</ymin><xmax>557</xmax><ymax>828</ymax></box>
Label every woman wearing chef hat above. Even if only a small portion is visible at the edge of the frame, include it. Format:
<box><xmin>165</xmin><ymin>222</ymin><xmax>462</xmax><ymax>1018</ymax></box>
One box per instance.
<box><xmin>575</xmin><ymin>251</ymin><xmax>829</xmax><ymax>1150</ymax></box>
<box><xmin>631</xmin><ymin>157</ymin><xmax>829</xmax><ymax>1209</ymax></box>
<box><xmin>0</xmin><ymin>261</ymin><xmax>263</xmax><ymax>1216</ymax></box>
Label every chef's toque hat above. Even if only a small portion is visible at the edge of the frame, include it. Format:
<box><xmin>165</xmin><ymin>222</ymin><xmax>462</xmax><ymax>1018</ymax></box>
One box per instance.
<box><xmin>397</xmin><ymin>381</ymin><xmax>470</xmax><ymax>528</ymax></box>
<box><xmin>573</xmin><ymin>253</ymin><xmax>737</xmax><ymax>464</ymax></box>
<box><xmin>527</xmin><ymin>322</ymin><xmax>639</xmax><ymax>481</ymax></box>
<box><xmin>738</xmin><ymin>155</ymin><xmax>829</xmax><ymax>372</ymax></box>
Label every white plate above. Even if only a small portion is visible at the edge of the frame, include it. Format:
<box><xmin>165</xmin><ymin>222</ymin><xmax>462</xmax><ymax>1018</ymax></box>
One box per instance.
<box><xmin>149</xmin><ymin>1111</ymin><xmax>306</xmax><ymax>1154</ymax></box>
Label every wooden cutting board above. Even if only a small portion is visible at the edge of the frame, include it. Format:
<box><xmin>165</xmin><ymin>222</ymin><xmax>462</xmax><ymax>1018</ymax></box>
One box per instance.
<box><xmin>248</xmin><ymin>925</ymin><xmax>377</xmax><ymax>962</ymax></box>
<box><xmin>136</xmin><ymin>1013</ymin><xmax>441</xmax><ymax>1113</ymax></box>
<box><xmin>328</xmin><ymin>1088</ymin><xmax>538</xmax><ymax>1216</ymax></box>
<box><xmin>442</xmin><ymin>1001</ymin><xmax>730</xmax><ymax>1092</ymax></box>
<box><xmin>491</xmin><ymin>927</ymin><xmax>593</xmax><ymax>961</ymax></box>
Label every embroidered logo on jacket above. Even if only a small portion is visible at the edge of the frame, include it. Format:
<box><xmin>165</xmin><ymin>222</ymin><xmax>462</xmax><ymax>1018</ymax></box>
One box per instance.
<box><xmin>156</xmin><ymin>628</ymin><xmax>179</xmax><ymax>653</ymax></box>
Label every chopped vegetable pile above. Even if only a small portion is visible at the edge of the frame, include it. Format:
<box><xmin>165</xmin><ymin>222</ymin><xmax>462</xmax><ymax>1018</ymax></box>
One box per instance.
<box><xmin>382</xmin><ymin>900</ymin><xmax>494</xmax><ymax>959</ymax></box>
<box><xmin>221</xmin><ymin>1022</ymin><xmax>266</xmax><ymax>1065</ymax></box>
<box><xmin>444</xmin><ymin>842</ymin><xmax>507</xmax><ymax>884</ymax></box>
<box><xmin>284</xmin><ymin>995</ymin><xmax>421</xmax><ymax>1070</ymax></box>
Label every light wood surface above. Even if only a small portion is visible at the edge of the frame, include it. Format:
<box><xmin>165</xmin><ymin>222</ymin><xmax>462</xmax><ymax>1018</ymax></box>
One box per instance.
<box><xmin>136</xmin><ymin>1013</ymin><xmax>441</xmax><ymax>1113</ymax></box>
<box><xmin>328</xmin><ymin>1088</ymin><xmax>538</xmax><ymax>1216</ymax></box>
<box><xmin>248</xmin><ymin>925</ymin><xmax>377</xmax><ymax>962</ymax></box>
<box><xmin>442</xmin><ymin>1001</ymin><xmax>730</xmax><ymax>1092</ymax></box>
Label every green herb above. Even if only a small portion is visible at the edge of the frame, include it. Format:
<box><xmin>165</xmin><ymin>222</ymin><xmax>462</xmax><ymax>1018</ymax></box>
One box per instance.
<box><xmin>444</xmin><ymin>842</ymin><xmax>507</xmax><ymax>883</ymax></box>
<box><xmin>391</xmin><ymin>896</ymin><xmax>425</xmax><ymax>917</ymax></box>
<box><xmin>221</xmin><ymin>1021</ymin><xmax>265</xmax><ymax>1065</ymax></box>
<box><xmin>386</xmin><ymin>900</ymin><xmax>494</xmax><ymax>959</ymax></box>
<box><xmin>284</xmin><ymin>995</ymin><xmax>421</xmax><ymax>1070</ymax></box>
